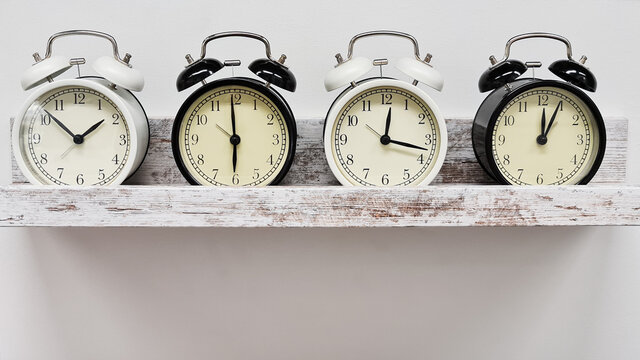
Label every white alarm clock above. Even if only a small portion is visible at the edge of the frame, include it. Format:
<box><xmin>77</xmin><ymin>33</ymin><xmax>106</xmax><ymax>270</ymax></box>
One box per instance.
<box><xmin>323</xmin><ymin>31</ymin><xmax>447</xmax><ymax>186</ymax></box>
<box><xmin>13</xmin><ymin>30</ymin><xmax>149</xmax><ymax>186</ymax></box>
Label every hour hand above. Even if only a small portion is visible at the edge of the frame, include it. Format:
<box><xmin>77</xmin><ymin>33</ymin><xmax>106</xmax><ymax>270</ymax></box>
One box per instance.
<box><xmin>544</xmin><ymin>101</ymin><xmax>563</xmax><ymax>137</ymax></box>
<box><xmin>81</xmin><ymin>119</ymin><xmax>105</xmax><ymax>137</ymax></box>
<box><xmin>44</xmin><ymin>110</ymin><xmax>74</xmax><ymax>138</ymax></box>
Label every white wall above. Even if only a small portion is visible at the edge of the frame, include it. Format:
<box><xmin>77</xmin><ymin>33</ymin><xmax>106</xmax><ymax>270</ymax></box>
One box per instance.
<box><xmin>1</xmin><ymin>0</ymin><xmax>639</xmax><ymax>359</ymax></box>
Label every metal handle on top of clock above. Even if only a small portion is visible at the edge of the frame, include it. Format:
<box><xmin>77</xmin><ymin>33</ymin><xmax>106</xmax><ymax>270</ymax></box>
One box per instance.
<box><xmin>345</xmin><ymin>30</ymin><xmax>425</xmax><ymax>61</ymax></box>
<box><xmin>199</xmin><ymin>31</ymin><xmax>276</xmax><ymax>61</ymax></box>
<box><xmin>491</xmin><ymin>32</ymin><xmax>577</xmax><ymax>65</ymax></box>
<box><xmin>43</xmin><ymin>30</ymin><xmax>132</xmax><ymax>66</ymax></box>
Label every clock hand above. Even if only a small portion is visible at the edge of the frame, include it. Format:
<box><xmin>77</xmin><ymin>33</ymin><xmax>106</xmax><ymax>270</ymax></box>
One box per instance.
<box><xmin>536</xmin><ymin>108</ymin><xmax>548</xmax><ymax>145</ymax></box>
<box><xmin>230</xmin><ymin>96</ymin><xmax>237</xmax><ymax>136</ymax></box>
<box><xmin>81</xmin><ymin>119</ymin><xmax>105</xmax><ymax>137</ymax></box>
<box><xmin>216</xmin><ymin>124</ymin><xmax>232</xmax><ymax>137</ymax></box>
<box><xmin>58</xmin><ymin>118</ymin><xmax>104</xmax><ymax>159</ymax></box>
<box><xmin>60</xmin><ymin>143</ymin><xmax>75</xmax><ymax>159</ymax></box>
<box><xmin>60</xmin><ymin>119</ymin><xmax>106</xmax><ymax>159</ymax></box>
<box><xmin>232</xmin><ymin>144</ymin><xmax>237</xmax><ymax>173</ymax></box>
<box><xmin>543</xmin><ymin>101</ymin><xmax>563</xmax><ymax>137</ymax></box>
<box><xmin>388</xmin><ymin>139</ymin><xmax>430</xmax><ymax>151</ymax></box>
<box><xmin>366</xmin><ymin>124</ymin><xmax>382</xmax><ymax>138</ymax></box>
<box><xmin>44</xmin><ymin>110</ymin><xmax>74</xmax><ymax>139</ymax></box>
<box><xmin>540</xmin><ymin>108</ymin><xmax>546</xmax><ymax>137</ymax></box>
<box><xmin>229</xmin><ymin>96</ymin><xmax>241</xmax><ymax>173</ymax></box>
<box><xmin>383</xmin><ymin>107</ymin><xmax>392</xmax><ymax>137</ymax></box>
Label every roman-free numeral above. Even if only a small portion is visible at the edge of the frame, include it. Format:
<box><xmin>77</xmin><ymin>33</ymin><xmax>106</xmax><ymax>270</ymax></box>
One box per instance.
<box><xmin>196</xmin><ymin>115</ymin><xmax>208</xmax><ymax>125</ymax></box>
<box><xmin>538</xmin><ymin>95</ymin><xmax>549</xmax><ymax>106</ymax></box>
<box><xmin>518</xmin><ymin>101</ymin><xmax>527</xmax><ymax>112</ymax></box>
<box><xmin>572</xmin><ymin>114</ymin><xmax>580</xmax><ymax>126</ymax></box>
<box><xmin>346</xmin><ymin>154</ymin><xmax>354</xmax><ymax>165</ymax></box>
<box><xmin>497</xmin><ymin>134</ymin><xmax>506</xmax><ymax>146</ymax></box>
<box><xmin>74</xmin><ymin>93</ymin><xmax>85</xmax><ymax>104</ymax></box>
<box><xmin>381</xmin><ymin>174</ymin><xmax>389</xmax><ymax>185</ymax></box>
<box><xmin>40</xmin><ymin>114</ymin><xmax>51</xmax><ymax>126</ymax></box>
<box><xmin>503</xmin><ymin>115</ymin><xmax>515</xmax><ymax>126</ymax></box>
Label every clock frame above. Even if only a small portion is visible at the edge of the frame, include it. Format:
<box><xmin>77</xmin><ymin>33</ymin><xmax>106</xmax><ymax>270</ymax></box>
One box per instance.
<box><xmin>172</xmin><ymin>77</ymin><xmax>297</xmax><ymax>186</ymax></box>
<box><xmin>323</xmin><ymin>77</ymin><xmax>447</xmax><ymax>186</ymax></box>
<box><xmin>472</xmin><ymin>78</ymin><xmax>606</xmax><ymax>185</ymax></box>
<box><xmin>13</xmin><ymin>77</ymin><xmax>149</xmax><ymax>186</ymax></box>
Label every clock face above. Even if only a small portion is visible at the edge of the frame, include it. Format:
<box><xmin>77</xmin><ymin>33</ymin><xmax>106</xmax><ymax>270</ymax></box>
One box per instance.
<box><xmin>329</xmin><ymin>85</ymin><xmax>443</xmax><ymax>186</ymax></box>
<box><xmin>490</xmin><ymin>86</ymin><xmax>602</xmax><ymax>185</ymax></box>
<box><xmin>175</xmin><ymin>83</ymin><xmax>292</xmax><ymax>186</ymax></box>
<box><xmin>18</xmin><ymin>86</ymin><xmax>131</xmax><ymax>185</ymax></box>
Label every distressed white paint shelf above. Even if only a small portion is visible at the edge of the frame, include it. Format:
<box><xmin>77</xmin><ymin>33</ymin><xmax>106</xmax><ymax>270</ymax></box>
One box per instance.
<box><xmin>2</xmin><ymin>117</ymin><xmax>635</xmax><ymax>227</ymax></box>
<box><xmin>0</xmin><ymin>185</ymin><xmax>639</xmax><ymax>227</ymax></box>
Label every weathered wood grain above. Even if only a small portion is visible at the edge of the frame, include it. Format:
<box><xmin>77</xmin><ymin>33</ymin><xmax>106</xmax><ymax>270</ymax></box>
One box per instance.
<box><xmin>11</xmin><ymin>117</ymin><xmax>628</xmax><ymax>185</ymax></box>
<box><xmin>0</xmin><ymin>185</ymin><xmax>639</xmax><ymax>227</ymax></box>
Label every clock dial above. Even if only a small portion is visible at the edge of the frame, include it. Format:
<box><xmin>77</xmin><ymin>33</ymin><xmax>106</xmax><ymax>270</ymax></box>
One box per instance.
<box><xmin>491</xmin><ymin>86</ymin><xmax>601</xmax><ymax>185</ymax></box>
<box><xmin>18</xmin><ymin>86</ymin><xmax>131</xmax><ymax>185</ymax></box>
<box><xmin>177</xmin><ymin>85</ymin><xmax>290</xmax><ymax>186</ymax></box>
<box><xmin>330</xmin><ymin>86</ymin><xmax>441</xmax><ymax>186</ymax></box>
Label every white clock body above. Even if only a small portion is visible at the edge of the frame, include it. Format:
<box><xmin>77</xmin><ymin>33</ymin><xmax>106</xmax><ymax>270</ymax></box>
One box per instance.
<box><xmin>323</xmin><ymin>78</ymin><xmax>448</xmax><ymax>187</ymax></box>
<box><xmin>12</xmin><ymin>78</ymin><xmax>149</xmax><ymax>186</ymax></box>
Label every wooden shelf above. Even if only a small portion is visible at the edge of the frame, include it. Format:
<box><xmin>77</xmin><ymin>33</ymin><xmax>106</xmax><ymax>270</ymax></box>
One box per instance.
<box><xmin>0</xmin><ymin>185</ymin><xmax>639</xmax><ymax>227</ymax></box>
<box><xmin>2</xmin><ymin>117</ymin><xmax>635</xmax><ymax>228</ymax></box>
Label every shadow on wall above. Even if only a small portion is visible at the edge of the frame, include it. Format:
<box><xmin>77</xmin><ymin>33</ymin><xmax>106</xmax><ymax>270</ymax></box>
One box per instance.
<box><xmin>19</xmin><ymin>227</ymin><xmax>614</xmax><ymax>360</ymax></box>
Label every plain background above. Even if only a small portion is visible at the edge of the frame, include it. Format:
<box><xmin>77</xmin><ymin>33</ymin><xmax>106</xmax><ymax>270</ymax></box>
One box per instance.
<box><xmin>1</xmin><ymin>0</ymin><xmax>640</xmax><ymax>359</ymax></box>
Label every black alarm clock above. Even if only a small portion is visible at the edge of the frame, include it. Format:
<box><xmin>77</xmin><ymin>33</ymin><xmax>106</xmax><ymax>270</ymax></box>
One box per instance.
<box><xmin>472</xmin><ymin>32</ymin><xmax>606</xmax><ymax>185</ymax></box>
<box><xmin>172</xmin><ymin>31</ymin><xmax>297</xmax><ymax>186</ymax></box>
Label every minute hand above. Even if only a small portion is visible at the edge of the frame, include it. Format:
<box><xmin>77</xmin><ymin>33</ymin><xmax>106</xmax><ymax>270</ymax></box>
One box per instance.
<box><xmin>389</xmin><ymin>139</ymin><xmax>429</xmax><ymax>151</ymax></box>
<box><xmin>543</xmin><ymin>101</ymin><xmax>563</xmax><ymax>137</ymax></box>
<box><xmin>44</xmin><ymin>110</ymin><xmax>75</xmax><ymax>138</ymax></box>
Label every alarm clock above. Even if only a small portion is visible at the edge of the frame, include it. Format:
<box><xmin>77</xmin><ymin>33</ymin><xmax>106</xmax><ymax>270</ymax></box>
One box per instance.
<box><xmin>13</xmin><ymin>30</ymin><xmax>149</xmax><ymax>186</ymax></box>
<box><xmin>472</xmin><ymin>32</ymin><xmax>606</xmax><ymax>185</ymax></box>
<box><xmin>172</xmin><ymin>31</ymin><xmax>297</xmax><ymax>186</ymax></box>
<box><xmin>323</xmin><ymin>31</ymin><xmax>447</xmax><ymax>187</ymax></box>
